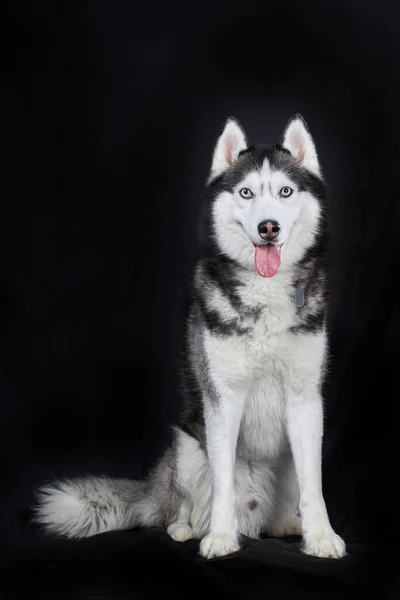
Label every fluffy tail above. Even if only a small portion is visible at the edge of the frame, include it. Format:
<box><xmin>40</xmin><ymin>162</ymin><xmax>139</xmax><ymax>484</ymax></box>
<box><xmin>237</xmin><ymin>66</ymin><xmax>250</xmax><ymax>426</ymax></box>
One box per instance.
<box><xmin>35</xmin><ymin>475</ymin><xmax>167</xmax><ymax>539</ymax></box>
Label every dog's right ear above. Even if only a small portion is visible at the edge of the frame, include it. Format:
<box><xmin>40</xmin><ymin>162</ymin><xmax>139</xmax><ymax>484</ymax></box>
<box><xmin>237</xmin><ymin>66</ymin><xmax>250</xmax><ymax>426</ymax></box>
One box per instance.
<box><xmin>210</xmin><ymin>118</ymin><xmax>247</xmax><ymax>180</ymax></box>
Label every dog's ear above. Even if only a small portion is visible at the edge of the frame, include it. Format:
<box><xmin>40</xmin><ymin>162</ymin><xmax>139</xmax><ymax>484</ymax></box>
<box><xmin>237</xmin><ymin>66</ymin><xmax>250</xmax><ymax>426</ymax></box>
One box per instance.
<box><xmin>210</xmin><ymin>118</ymin><xmax>247</xmax><ymax>179</ymax></box>
<box><xmin>282</xmin><ymin>115</ymin><xmax>320</xmax><ymax>177</ymax></box>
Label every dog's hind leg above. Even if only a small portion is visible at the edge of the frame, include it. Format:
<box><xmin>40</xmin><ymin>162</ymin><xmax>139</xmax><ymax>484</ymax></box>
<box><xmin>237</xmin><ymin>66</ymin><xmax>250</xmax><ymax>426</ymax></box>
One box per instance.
<box><xmin>268</xmin><ymin>453</ymin><xmax>302</xmax><ymax>538</ymax></box>
<box><xmin>167</xmin><ymin>498</ymin><xmax>194</xmax><ymax>542</ymax></box>
<box><xmin>167</xmin><ymin>428</ymin><xmax>211</xmax><ymax>542</ymax></box>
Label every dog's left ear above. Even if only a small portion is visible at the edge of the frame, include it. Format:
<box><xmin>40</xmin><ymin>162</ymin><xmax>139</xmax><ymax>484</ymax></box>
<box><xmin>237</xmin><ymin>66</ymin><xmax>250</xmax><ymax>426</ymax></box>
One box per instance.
<box><xmin>210</xmin><ymin>118</ymin><xmax>247</xmax><ymax>179</ymax></box>
<box><xmin>283</xmin><ymin>115</ymin><xmax>320</xmax><ymax>176</ymax></box>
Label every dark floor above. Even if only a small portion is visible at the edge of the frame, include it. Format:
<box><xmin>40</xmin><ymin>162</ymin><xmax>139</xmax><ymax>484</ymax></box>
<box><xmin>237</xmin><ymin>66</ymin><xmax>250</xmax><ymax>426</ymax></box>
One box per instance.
<box><xmin>1</xmin><ymin>526</ymin><xmax>398</xmax><ymax>600</ymax></box>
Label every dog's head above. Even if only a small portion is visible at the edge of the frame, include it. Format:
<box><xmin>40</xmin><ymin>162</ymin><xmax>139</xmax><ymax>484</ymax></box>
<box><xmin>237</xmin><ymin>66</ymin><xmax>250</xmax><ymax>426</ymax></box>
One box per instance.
<box><xmin>207</xmin><ymin>115</ymin><xmax>326</xmax><ymax>278</ymax></box>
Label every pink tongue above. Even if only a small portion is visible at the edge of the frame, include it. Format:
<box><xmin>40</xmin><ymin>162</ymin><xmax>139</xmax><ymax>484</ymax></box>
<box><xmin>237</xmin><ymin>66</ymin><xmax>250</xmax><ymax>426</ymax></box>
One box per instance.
<box><xmin>254</xmin><ymin>244</ymin><xmax>281</xmax><ymax>278</ymax></box>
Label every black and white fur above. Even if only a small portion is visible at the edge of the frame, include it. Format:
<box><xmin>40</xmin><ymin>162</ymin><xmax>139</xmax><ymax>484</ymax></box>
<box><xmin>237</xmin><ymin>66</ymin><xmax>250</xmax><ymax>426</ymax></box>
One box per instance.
<box><xmin>36</xmin><ymin>116</ymin><xmax>346</xmax><ymax>560</ymax></box>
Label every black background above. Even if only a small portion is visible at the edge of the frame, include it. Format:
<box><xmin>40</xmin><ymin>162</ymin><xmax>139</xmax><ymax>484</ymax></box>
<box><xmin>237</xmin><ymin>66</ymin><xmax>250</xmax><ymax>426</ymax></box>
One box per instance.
<box><xmin>1</xmin><ymin>1</ymin><xmax>400</xmax><ymax>598</ymax></box>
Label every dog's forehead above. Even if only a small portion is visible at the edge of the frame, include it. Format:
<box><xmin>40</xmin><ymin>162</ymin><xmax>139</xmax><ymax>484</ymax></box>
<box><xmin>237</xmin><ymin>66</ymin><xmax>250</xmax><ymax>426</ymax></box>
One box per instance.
<box><xmin>219</xmin><ymin>144</ymin><xmax>303</xmax><ymax>191</ymax></box>
<box><xmin>247</xmin><ymin>158</ymin><xmax>291</xmax><ymax>186</ymax></box>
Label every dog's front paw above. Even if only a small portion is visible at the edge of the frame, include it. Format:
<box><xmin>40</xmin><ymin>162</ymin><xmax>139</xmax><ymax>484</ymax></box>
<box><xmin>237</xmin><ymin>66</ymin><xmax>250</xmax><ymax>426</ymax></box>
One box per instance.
<box><xmin>303</xmin><ymin>529</ymin><xmax>346</xmax><ymax>559</ymax></box>
<box><xmin>200</xmin><ymin>531</ymin><xmax>240</xmax><ymax>559</ymax></box>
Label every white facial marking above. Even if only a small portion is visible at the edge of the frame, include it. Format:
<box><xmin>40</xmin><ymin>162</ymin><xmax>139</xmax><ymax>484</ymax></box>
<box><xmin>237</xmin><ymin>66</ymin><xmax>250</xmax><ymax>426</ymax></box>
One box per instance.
<box><xmin>231</xmin><ymin>158</ymin><xmax>302</xmax><ymax>248</ymax></box>
<box><xmin>212</xmin><ymin>157</ymin><xmax>321</xmax><ymax>273</ymax></box>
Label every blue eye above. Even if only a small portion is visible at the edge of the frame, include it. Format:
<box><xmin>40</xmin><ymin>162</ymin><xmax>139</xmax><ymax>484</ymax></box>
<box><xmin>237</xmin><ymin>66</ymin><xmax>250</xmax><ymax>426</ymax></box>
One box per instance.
<box><xmin>239</xmin><ymin>187</ymin><xmax>253</xmax><ymax>199</ymax></box>
<box><xmin>280</xmin><ymin>186</ymin><xmax>293</xmax><ymax>198</ymax></box>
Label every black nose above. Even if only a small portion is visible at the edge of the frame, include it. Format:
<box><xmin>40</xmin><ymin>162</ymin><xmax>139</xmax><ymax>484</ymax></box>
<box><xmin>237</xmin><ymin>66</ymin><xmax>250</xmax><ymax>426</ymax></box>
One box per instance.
<box><xmin>258</xmin><ymin>220</ymin><xmax>280</xmax><ymax>240</ymax></box>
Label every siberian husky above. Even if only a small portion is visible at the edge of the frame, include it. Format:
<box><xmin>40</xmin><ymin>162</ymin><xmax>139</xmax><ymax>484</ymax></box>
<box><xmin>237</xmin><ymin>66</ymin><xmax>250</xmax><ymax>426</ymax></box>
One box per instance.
<box><xmin>36</xmin><ymin>115</ymin><xmax>346</xmax><ymax>560</ymax></box>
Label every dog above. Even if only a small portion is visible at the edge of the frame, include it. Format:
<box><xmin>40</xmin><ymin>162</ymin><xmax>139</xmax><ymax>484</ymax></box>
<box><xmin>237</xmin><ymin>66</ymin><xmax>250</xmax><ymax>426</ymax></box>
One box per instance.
<box><xmin>36</xmin><ymin>114</ymin><xmax>346</xmax><ymax>560</ymax></box>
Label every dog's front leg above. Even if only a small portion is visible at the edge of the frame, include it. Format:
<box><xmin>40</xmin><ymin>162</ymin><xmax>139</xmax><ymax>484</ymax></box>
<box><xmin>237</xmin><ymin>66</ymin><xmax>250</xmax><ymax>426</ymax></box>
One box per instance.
<box><xmin>199</xmin><ymin>387</ymin><xmax>244</xmax><ymax>559</ymax></box>
<box><xmin>287</xmin><ymin>386</ymin><xmax>346</xmax><ymax>558</ymax></box>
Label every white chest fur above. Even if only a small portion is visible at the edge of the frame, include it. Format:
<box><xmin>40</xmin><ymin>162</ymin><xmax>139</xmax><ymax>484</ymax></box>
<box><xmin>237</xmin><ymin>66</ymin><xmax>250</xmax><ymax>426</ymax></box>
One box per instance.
<box><xmin>238</xmin><ymin>365</ymin><xmax>288</xmax><ymax>460</ymax></box>
<box><xmin>203</xmin><ymin>271</ymin><xmax>324</xmax><ymax>461</ymax></box>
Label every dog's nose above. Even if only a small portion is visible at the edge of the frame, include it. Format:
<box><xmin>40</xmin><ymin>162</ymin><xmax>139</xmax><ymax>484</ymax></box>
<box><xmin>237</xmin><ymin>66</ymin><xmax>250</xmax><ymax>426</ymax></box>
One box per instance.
<box><xmin>258</xmin><ymin>220</ymin><xmax>280</xmax><ymax>241</ymax></box>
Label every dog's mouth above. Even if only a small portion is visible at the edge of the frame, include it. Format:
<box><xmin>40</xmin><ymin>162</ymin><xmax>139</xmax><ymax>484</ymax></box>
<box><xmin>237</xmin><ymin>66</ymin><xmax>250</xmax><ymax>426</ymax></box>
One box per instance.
<box><xmin>253</xmin><ymin>242</ymin><xmax>283</xmax><ymax>278</ymax></box>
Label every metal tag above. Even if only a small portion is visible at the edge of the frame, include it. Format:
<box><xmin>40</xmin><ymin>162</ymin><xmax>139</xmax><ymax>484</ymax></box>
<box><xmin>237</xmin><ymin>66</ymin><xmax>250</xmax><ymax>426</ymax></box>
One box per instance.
<box><xmin>292</xmin><ymin>284</ymin><xmax>305</xmax><ymax>308</ymax></box>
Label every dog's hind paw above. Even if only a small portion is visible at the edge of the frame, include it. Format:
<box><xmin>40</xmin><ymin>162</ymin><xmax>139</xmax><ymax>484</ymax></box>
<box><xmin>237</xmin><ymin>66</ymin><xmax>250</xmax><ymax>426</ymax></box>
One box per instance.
<box><xmin>199</xmin><ymin>531</ymin><xmax>240</xmax><ymax>559</ymax></box>
<box><xmin>167</xmin><ymin>522</ymin><xmax>194</xmax><ymax>542</ymax></box>
<box><xmin>269</xmin><ymin>514</ymin><xmax>302</xmax><ymax>538</ymax></box>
